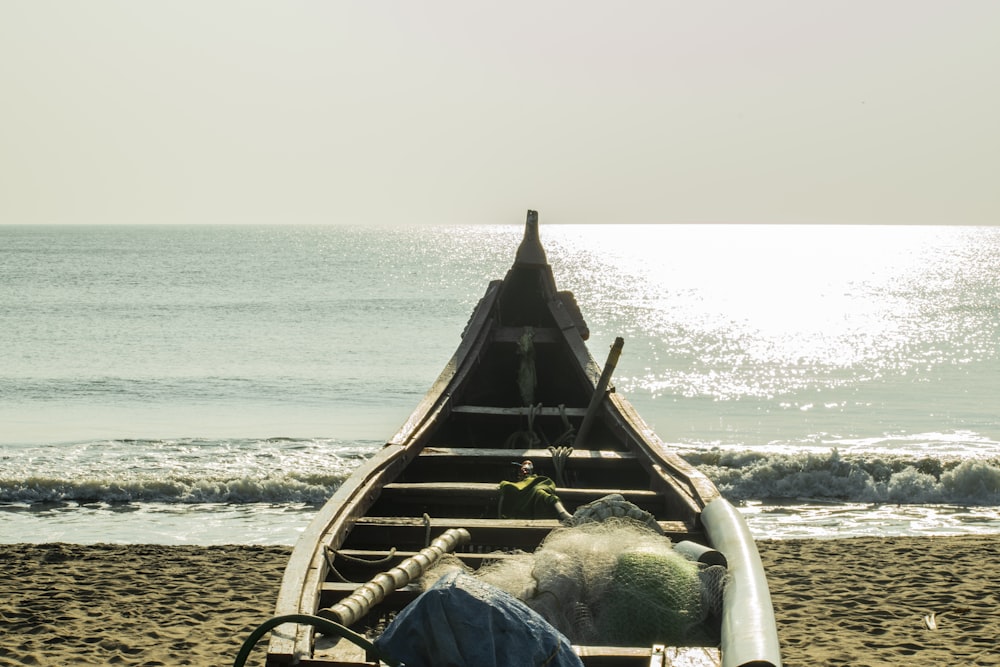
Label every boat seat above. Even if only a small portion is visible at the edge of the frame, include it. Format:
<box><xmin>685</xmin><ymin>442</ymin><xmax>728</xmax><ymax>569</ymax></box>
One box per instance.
<box><xmin>573</xmin><ymin>645</ymin><xmax>721</xmax><ymax>667</ymax></box>
<box><xmin>370</xmin><ymin>481</ymin><xmax>670</xmax><ymax>523</ymax></box>
<box><xmin>451</xmin><ymin>405</ymin><xmax>589</xmax><ymax>417</ymax></box>
<box><xmin>417</xmin><ymin>446</ymin><xmax>636</xmax><ymax>462</ymax></box>
<box><xmin>380</xmin><ymin>481</ymin><xmax>660</xmax><ymax>509</ymax></box>
<box><xmin>493</xmin><ymin>326</ymin><xmax>563</xmax><ymax>343</ymax></box>
<box><xmin>403</xmin><ymin>446</ymin><xmax>647</xmax><ymax>488</ymax></box>
<box><xmin>411</xmin><ymin>447</ymin><xmax>639</xmax><ymax>481</ymax></box>
<box><xmin>342</xmin><ymin>516</ymin><xmax>693</xmax><ymax>552</ymax></box>
<box><xmin>322</xmin><ymin>548</ymin><xmax>524</xmax><ymax>584</ymax></box>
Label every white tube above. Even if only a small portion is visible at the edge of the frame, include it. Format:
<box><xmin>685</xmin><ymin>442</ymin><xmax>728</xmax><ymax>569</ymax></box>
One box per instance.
<box><xmin>702</xmin><ymin>498</ymin><xmax>782</xmax><ymax>667</ymax></box>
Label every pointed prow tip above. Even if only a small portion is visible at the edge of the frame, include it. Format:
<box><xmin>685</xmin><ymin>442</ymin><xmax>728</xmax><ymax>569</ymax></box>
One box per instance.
<box><xmin>515</xmin><ymin>209</ymin><xmax>548</xmax><ymax>266</ymax></box>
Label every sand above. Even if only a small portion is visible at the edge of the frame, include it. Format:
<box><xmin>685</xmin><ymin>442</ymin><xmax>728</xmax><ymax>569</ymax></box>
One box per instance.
<box><xmin>1</xmin><ymin>536</ymin><xmax>998</xmax><ymax>666</ymax></box>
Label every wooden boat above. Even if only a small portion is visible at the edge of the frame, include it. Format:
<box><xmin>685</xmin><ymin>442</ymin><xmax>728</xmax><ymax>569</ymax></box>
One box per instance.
<box><xmin>263</xmin><ymin>212</ymin><xmax>781</xmax><ymax>667</ymax></box>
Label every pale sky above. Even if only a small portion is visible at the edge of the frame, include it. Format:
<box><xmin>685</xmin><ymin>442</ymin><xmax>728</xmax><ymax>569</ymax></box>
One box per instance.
<box><xmin>2</xmin><ymin>1</ymin><xmax>998</xmax><ymax>225</ymax></box>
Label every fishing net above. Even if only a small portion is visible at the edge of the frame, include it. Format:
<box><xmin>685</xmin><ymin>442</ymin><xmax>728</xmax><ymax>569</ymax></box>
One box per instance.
<box><xmin>422</xmin><ymin>498</ymin><xmax>727</xmax><ymax>646</ymax></box>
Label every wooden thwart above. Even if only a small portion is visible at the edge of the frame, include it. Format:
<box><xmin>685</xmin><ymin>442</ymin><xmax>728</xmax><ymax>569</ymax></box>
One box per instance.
<box><xmin>451</xmin><ymin>405</ymin><xmax>589</xmax><ymax>417</ymax></box>
<box><xmin>345</xmin><ymin>516</ymin><xmax>694</xmax><ymax>551</ymax></box>
<box><xmin>382</xmin><ymin>481</ymin><xmax>659</xmax><ymax>506</ymax></box>
<box><xmin>574</xmin><ymin>645</ymin><xmax>721</xmax><ymax>667</ymax></box>
<box><xmin>418</xmin><ymin>446</ymin><xmax>636</xmax><ymax>461</ymax></box>
<box><xmin>493</xmin><ymin>326</ymin><xmax>562</xmax><ymax>343</ymax></box>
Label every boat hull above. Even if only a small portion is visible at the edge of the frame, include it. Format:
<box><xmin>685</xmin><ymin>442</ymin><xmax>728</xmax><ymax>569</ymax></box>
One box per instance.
<box><xmin>265</xmin><ymin>212</ymin><xmax>780</xmax><ymax>667</ymax></box>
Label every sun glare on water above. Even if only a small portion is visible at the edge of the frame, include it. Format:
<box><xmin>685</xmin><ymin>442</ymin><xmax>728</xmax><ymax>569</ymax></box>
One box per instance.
<box><xmin>541</xmin><ymin>224</ymin><xmax>994</xmax><ymax>402</ymax></box>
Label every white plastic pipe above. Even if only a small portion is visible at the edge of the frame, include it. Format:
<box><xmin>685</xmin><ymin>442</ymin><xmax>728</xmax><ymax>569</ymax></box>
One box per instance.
<box><xmin>701</xmin><ymin>498</ymin><xmax>782</xmax><ymax>667</ymax></box>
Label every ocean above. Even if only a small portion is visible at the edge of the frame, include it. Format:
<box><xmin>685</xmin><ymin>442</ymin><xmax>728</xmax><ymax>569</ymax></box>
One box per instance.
<box><xmin>1</xmin><ymin>224</ymin><xmax>998</xmax><ymax>545</ymax></box>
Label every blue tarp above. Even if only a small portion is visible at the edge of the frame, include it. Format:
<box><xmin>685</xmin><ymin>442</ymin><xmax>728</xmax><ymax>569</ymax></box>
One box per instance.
<box><xmin>375</xmin><ymin>571</ymin><xmax>584</xmax><ymax>667</ymax></box>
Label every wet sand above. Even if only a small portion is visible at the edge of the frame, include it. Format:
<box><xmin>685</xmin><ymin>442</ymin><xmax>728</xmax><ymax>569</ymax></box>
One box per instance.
<box><xmin>1</xmin><ymin>536</ymin><xmax>998</xmax><ymax>666</ymax></box>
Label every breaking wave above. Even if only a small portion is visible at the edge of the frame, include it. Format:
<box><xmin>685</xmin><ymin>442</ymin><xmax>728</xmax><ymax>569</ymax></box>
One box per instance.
<box><xmin>684</xmin><ymin>449</ymin><xmax>1000</xmax><ymax>506</ymax></box>
<box><xmin>0</xmin><ymin>437</ymin><xmax>378</xmax><ymax>506</ymax></box>
<box><xmin>0</xmin><ymin>471</ymin><xmax>348</xmax><ymax>505</ymax></box>
<box><xmin>3</xmin><ymin>438</ymin><xmax>998</xmax><ymax>508</ymax></box>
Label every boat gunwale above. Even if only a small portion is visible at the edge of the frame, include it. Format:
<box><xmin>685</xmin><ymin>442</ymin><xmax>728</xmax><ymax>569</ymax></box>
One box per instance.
<box><xmin>268</xmin><ymin>280</ymin><xmax>503</xmax><ymax>661</ymax></box>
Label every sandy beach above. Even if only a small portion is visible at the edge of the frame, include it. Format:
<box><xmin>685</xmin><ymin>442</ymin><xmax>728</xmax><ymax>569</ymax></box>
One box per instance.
<box><xmin>1</xmin><ymin>536</ymin><xmax>997</xmax><ymax>666</ymax></box>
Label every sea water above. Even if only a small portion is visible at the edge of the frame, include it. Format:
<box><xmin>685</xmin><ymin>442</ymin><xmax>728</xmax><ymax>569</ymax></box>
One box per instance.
<box><xmin>1</xmin><ymin>224</ymin><xmax>998</xmax><ymax>544</ymax></box>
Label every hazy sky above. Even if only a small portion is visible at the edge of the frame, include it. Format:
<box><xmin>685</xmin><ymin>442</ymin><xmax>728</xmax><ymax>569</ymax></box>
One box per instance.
<box><xmin>2</xmin><ymin>2</ymin><xmax>998</xmax><ymax>225</ymax></box>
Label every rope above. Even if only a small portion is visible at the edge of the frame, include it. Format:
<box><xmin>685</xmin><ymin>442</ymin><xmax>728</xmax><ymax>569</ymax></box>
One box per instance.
<box><xmin>551</xmin><ymin>404</ymin><xmax>576</xmax><ymax>446</ymax></box>
<box><xmin>324</xmin><ymin>545</ymin><xmax>400</xmax><ymax>583</ymax></box>
<box><xmin>335</xmin><ymin>547</ymin><xmax>397</xmax><ymax>566</ymax></box>
<box><xmin>501</xmin><ymin>402</ymin><xmax>543</xmax><ymax>449</ymax></box>
<box><xmin>323</xmin><ymin>546</ymin><xmax>351</xmax><ymax>583</ymax></box>
<box><xmin>548</xmin><ymin>445</ymin><xmax>573</xmax><ymax>487</ymax></box>
<box><xmin>517</xmin><ymin>328</ymin><xmax>537</xmax><ymax>406</ymax></box>
<box><xmin>231</xmin><ymin>614</ymin><xmax>400</xmax><ymax>667</ymax></box>
<box><xmin>526</xmin><ymin>403</ymin><xmax>541</xmax><ymax>443</ymax></box>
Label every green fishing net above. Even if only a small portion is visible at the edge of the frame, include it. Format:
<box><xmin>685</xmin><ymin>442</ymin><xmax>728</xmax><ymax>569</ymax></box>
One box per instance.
<box><xmin>463</xmin><ymin>518</ymin><xmax>723</xmax><ymax>646</ymax></box>
<box><xmin>598</xmin><ymin>549</ymin><xmax>702</xmax><ymax>645</ymax></box>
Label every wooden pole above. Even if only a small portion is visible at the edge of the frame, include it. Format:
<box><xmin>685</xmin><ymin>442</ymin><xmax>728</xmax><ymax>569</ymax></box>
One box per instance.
<box><xmin>575</xmin><ymin>336</ymin><xmax>624</xmax><ymax>448</ymax></box>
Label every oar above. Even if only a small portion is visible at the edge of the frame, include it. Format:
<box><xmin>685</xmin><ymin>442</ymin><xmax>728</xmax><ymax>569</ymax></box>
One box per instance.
<box><xmin>317</xmin><ymin>527</ymin><xmax>471</xmax><ymax>629</ymax></box>
<box><xmin>575</xmin><ymin>336</ymin><xmax>624</xmax><ymax>447</ymax></box>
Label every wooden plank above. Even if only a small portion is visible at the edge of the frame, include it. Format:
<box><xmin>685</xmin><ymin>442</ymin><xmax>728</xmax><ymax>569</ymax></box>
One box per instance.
<box><xmin>451</xmin><ymin>405</ymin><xmax>589</xmax><ymax>416</ymax></box>
<box><xmin>332</xmin><ymin>548</ymin><xmax>521</xmax><ymax>565</ymax></box>
<box><xmin>493</xmin><ymin>326</ymin><xmax>562</xmax><ymax>343</ymax></box>
<box><xmin>346</xmin><ymin>516</ymin><xmax>561</xmax><ymax>550</ymax></box>
<box><xmin>322</xmin><ymin>548</ymin><xmax>525</xmax><ymax>587</ymax></box>
<box><xmin>345</xmin><ymin>516</ymin><xmax>693</xmax><ymax>551</ymax></box>
<box><xmin>381</xmin><ymin>481</ymin><xmax>660</xmax><ymax>507</ymax></box>
<box><xmin>353</xmin><ymin>515</ymin><xmax>691</xmax><ymax>533</ymax></box>
<box><xmin>419</xmin><ymin>446</ymin><xmax>636</xmax><ymax>461</ymax></box>
<box><xmin>574</xmin><ymin>645</ymin><xmax>721</xmax><ymax>667</ymax></box>
<box><xmin>404</xmin><ymin>446</ymin><xmax>647</xmax><ymax>488</ymax></box>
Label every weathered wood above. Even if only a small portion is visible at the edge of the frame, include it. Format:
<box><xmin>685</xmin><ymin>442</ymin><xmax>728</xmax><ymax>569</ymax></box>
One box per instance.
<box><xmin>330</xmin><ymin>548</ymin><xmax>522</xmax><ymax>568</ymax></box>
<box><xmin>402</xmin><ymin>446</ymin><xmax>646</xmax><ymax>488</ymax></box>
<box><xmin>575</xmin><ymin>336</ymin><xmax>624</xmax><ymax>447</ymax></box>
<box><xmin>493</xmin><ymin>326</ymin><xmax>562</xmax><ymax>343</ymax></box>
<box><xmin>344</xmin><ymin>516</ymin><xmax>694</xmax><ymax>551</ymax></box>
<box><xmin>267</xmin><ymin>444</ymin><xmax>413</xmax><ymax>663</ymax></box>
<box><xmin>451</xmin><ymin>404</ymin><xmax>589</xmax><ymax>416</ymax></box>
<box><xmin>379</xmin><ymin>481</ymin><xmax>660</xmax><ymax>509</ymax></box>
<box><xmin>418</xmin><ymin>446</ymin><xmax>636</xmax><ymax>461</ymax></box>
<box><xmin>573</xmin><ymin>645</ymin><xmax>721</xmax><ymax>667</ymax></box>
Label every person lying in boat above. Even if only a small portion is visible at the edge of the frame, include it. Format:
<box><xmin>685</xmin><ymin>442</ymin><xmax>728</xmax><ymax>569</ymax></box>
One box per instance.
<box><xmin>498</xmin><ymin>459</ymin><xmax>573</xmax><ymax>521</ymax></box>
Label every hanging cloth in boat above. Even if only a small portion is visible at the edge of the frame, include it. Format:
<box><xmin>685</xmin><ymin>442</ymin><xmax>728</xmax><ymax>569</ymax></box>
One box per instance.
<box><xmin>498</xmin><ymin>475</ymin><xmax>561</xmax><ymax>519</ymax></box>
<box><xmin>375</xmin><ymin>571</ymin><xmax>584</xmax><ymax>667</ymax></box>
